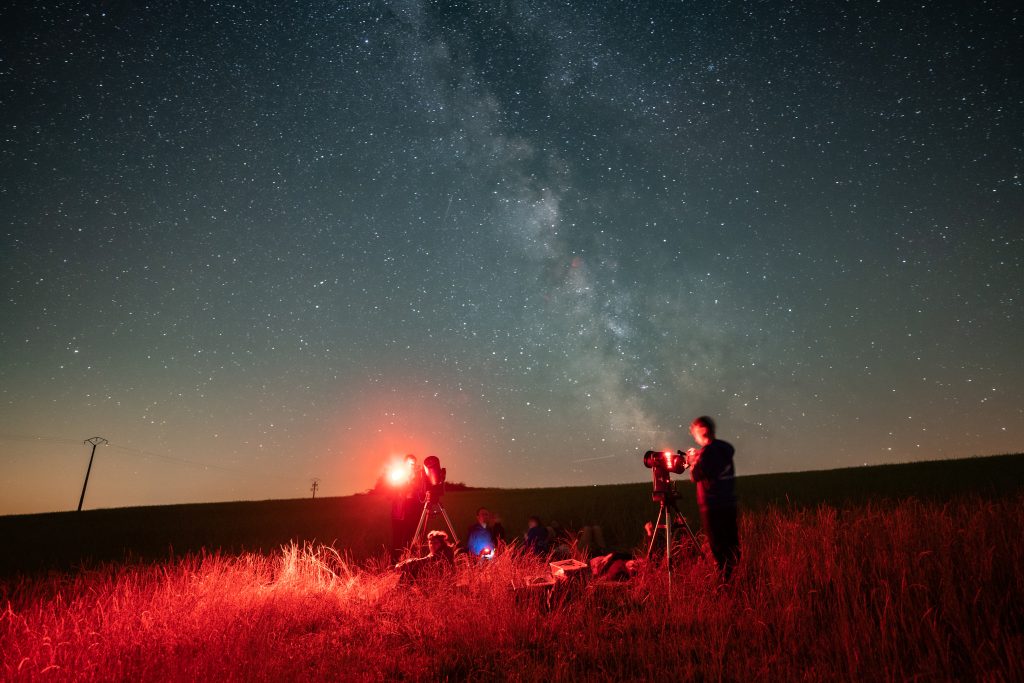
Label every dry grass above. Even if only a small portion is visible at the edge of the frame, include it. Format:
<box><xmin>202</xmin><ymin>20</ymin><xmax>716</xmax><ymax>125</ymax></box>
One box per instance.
<box><xmin>3</xmin><ymin>494</ymin><xmax>1022</xmax><ymax>682</ymax></box>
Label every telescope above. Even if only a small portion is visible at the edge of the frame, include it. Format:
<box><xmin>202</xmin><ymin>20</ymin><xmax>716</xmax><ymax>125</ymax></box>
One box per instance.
<box><xmin>644</xmin><ymin>449</ymin><xmax>686</xmax><ymax>502</ymax></box>
<box><xmin>642</xmin><ymin>449</ymin><xmax>702</xmax><ymax>589</ymax></box>
<box><xmin>410</xmin><ymin>455</ymin><xmax>459</xmax><ymax>549</ymax></box>
<box><xmin>643</xmin><ymin>449</ymin><xmax>686</xmax><ymax>474</ymax></box>
<box><xmin>422</xmin><ymin>455</ymin><xmax>445</xmax><ymax>502</ymax></box>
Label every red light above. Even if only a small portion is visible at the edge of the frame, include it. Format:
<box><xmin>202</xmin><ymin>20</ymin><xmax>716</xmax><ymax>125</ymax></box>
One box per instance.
<box><xmin>386</xmin><ymin>463</ymin><xmax>410</xmax><ymax>486</ymax></box>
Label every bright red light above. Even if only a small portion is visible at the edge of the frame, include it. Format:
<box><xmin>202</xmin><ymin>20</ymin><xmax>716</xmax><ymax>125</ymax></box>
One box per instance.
<box><xmin>387</xmin><ymin>463</ymin><xmax>410</xmax><ymax>486</ymax></box>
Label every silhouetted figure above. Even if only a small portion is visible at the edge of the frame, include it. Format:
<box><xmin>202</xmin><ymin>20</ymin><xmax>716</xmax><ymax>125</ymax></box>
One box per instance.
<box><xmin>394</xmin><ymin>530</ymin><xmax>455</xmax><ymax>584</ymax></box>
<box><xmin>391</xmin><ymin>454</ymin><xmax>424</xmax><ymax>561</ymax></box>
<box><xmin>524</xmin><ymin>515</ymin><xmax>549</xmax><ymax>556</ymax></box>
<box><xmin>685</xmin><ymin>415</ymin><xmax>740</xmax><ymax>580</ymax></box>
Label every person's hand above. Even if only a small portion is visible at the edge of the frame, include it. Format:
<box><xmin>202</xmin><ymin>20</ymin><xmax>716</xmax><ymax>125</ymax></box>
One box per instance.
<box><xmin>685</xmin><ymin>448</ymin><xmax>699</xmax><ymax>468</ymax></box>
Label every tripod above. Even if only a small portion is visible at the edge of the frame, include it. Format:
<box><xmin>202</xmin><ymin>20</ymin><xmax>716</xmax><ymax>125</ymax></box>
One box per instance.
<box><xmin>410</xmin><ymin>490</ymin><xmax>460</xmax><ymax>552</ymax></box>
<box><xmin>645</xmin><ymin>491</ymin><xmax>703</xmax><ymax>588</ymax></box>
<box><xmin>647</xmin><ymin>485</ymin><xmax>704</xmax><ymax>602</ymax></box>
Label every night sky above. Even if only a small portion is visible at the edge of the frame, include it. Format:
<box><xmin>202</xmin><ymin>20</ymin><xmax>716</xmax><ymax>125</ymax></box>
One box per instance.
<box><xmin>2</xmin><ymin>1</ymin><xmax>1021</xmax><ymax>515</ymax></box>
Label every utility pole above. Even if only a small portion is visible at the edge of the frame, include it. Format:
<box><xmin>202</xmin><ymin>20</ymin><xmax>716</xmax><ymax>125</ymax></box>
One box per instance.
<box><xmin>78</xmin><ymin>437</ymin><xmax>108</xmax><ymax>511</ymax></box>
<box><xmin>310</xmin><ymin>477</ymin><xmax>320</xmax><ymax>499</ymax></box>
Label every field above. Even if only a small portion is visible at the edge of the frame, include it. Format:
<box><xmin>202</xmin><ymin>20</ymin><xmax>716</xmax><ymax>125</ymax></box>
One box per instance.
<box><xmin>2</xmin><ymin>454</ymin><xmax>1023</xmax><ymax>681</ymax></box>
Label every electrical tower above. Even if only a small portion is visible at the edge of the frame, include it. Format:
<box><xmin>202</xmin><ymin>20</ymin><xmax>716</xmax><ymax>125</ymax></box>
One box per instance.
<box><xmin>310</xmin><ymin>477</ymin><xmax>320</xmax><ymax>499</ymax></box>
<box><xmin>78</xmin><ymin>436</ymin><xmax>108</xmax><ymax>511</ymax></box>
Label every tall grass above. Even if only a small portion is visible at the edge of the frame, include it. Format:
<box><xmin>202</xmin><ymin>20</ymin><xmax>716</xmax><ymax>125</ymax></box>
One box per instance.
<box><xmin>3</xmin><ymin>494</ymin><xmax>1022</xmax><ymax>681</ymax></box>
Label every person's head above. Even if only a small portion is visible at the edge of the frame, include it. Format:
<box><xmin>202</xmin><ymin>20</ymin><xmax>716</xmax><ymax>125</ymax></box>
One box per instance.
<box><xmin>527</xmin><ymin>515</ymin><xmax>542</xmax><ymax>528</ymax></box>
<box><xmin>690</xmin><ymin>416</ymin><xmax>716</xmax><ymax>447</ymax></box>
<box><xmin>426</xmin><ymin>530</ymin><xmax>450</xmax><ymax>555</ymax></box>
<box><xmin>476</xmin><ymin>507</ymin><xmax>491</xmax><ymax>525</ymax></box>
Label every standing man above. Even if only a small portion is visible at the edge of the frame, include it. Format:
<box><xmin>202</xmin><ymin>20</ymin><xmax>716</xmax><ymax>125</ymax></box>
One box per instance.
<box><xmin>685</xmin><ymin>416</ymin><xmax>740</xmax><ymax>580</ymax></box>
<box><xmin>390</xmin><ymin>454</ymin><xmax>423</xmax><ymax>562</ymax></box>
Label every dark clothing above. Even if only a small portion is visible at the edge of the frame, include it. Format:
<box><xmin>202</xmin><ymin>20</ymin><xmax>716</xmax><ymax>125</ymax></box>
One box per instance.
<box><xmin>701</xmin><ymin>506</ymin><xmax>740</xmax><ymax>581</ymax></box>
<box><xmin>395</xmin><ymin>550</ymin><xmax>454</xmax><ymax>584</ymax></box>
<box><xmin>525</xmin><ymin>525</ymin><xmax>549</xmax><ymax>556</ymax></box>
<box><xmin>465</xmin><ymin>522</ymin><xmax>505</xmax><ymax>557</ymax></box>
<box><xmin>690</xmin><ymin>439</ymin><xmax>737</xmax><ymax>510</ymax></box>
<box><xmin>391</xmin><ymin>498</ymin><xmax>421</xmax><ymax>560</ymax></box>
<box><xmin>690</xmin><ymin>438</ymin><xmax>739</xmax><ymax>579</ymax></box>
<box><xmin>390</xmin><ymin>476</ymin><xmax>425</xmax><ymax>559</ymax></box>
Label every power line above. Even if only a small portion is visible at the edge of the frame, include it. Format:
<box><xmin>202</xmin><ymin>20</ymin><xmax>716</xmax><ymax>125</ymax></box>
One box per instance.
<box><xmin>106</xmin><ymin>443</ymin><xmax>249</xmax><ymax>475</ymax></box>
<box><xmin>2</xmin><ymin>433</ymin><xmax>318</xmax><ymax>494</ymax></box>
<box><xmin>0</xmin><ymin>433</ymin><xmax>83</xmax><ymax>445</ymax></box>
<box><xmin>1</xmin><ymin>433</ymin><xmax>261</xmax><ymax>476</ymax></box>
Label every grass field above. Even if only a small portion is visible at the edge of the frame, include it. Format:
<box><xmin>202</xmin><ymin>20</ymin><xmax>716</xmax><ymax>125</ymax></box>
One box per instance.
<box><xmin>1</xmin><ymin>453</ymin><xmax>1022</xmax><ymax>576</ymax></box>
<box><xmin>2</xmin><ymin>454</ymin><xmax>1023</xmax><ymax>680</ymax></box>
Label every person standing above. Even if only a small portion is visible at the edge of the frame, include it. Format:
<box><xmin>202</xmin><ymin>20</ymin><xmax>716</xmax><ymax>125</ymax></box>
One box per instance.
<box><xmin>685</xmin><ymin>415</ymin><xmax>740</xmax><ymax>580</ymax></box>
<box><xmin>390</xmin><ymin>454</ymin><xmax>423</xmax><ymax>561</ymax></box>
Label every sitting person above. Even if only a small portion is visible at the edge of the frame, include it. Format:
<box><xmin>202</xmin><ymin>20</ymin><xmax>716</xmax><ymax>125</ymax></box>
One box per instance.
<box><xmin>465</xmin><ymin>507</ymin><xmax>506</xmax><ymax>559</ymax></box>
<box><xmin>395</xmin><ymin>530</ymin><xmax>455</xmax><ymax>583</ymax></box>
<box><xmin>589</xmin><ymin>552</ymin><xmax>641</xmax><ymax>581</ymax></box>
<box><xmin>524</xmin><ymin>515</ymin><xmax>550</xmax><ymax>556</ymax></box>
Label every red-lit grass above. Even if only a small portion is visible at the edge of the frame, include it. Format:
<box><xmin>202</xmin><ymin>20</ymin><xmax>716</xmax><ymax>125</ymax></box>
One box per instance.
<box><xmin>2</xmin><ymin>494</ymin><xmax>1022</xmax><ymax>681</ymax></box>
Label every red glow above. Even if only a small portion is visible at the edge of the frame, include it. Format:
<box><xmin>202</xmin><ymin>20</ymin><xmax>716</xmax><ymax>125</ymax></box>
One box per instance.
<box><xmin>386</xmin><ymin>463</ymin><xmax>411</xmax><ymax>486</ymax></box>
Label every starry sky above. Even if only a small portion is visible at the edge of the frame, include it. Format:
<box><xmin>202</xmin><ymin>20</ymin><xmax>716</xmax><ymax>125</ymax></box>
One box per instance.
<box><xmin>2</xmin><ymin>1</ymin><xmax>1021</xmax><ymax>515</ymax></box>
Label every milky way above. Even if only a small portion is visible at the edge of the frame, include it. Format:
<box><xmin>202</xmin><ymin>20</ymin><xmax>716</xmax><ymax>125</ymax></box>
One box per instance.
<box><xmin>2</xmin><ymin>1</ymin><xmax>1021</xmax><ymax>514</ymax></box>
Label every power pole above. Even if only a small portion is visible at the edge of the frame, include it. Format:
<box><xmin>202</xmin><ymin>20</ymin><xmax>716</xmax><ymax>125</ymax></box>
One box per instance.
<box><xmin>310</xmin><ymin>477</ymin><xmax>320</xmax><ymax>499</ymax></box>
<box><xmin>78</xmin><ymin>436</ymin><xmax>108</xmax><ymax>511</ymax></box>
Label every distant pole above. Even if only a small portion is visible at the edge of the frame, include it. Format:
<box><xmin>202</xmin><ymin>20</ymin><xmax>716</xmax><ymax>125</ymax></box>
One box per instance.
<box><xmin>78</xmin><ymin>437</ymin><xmax>108</xmax><ymax>511</ymax></box>
<box><xmin>310</xmin><ymin>478</ymin><xmax>320</xmax><ymax>499</ymax></box>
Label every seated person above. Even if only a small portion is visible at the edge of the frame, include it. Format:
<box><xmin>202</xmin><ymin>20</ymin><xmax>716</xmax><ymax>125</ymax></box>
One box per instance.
<box><xmin>589</xmin><ymin>552</ymin><xmax>641</xmax><ymax>581</ymax></box>
<box><xmin>465</xmin><ymin>507</ymin><xmax>505</xmax><ymax>559</ymax></box>
<box><xmin>395</xmin><ymin>530</ymin><xmax>455</xmax><ymax>583</ymax></box>
<box><xmin>524</xmin><ymin>515</ymin><xmax>549</xmax><ymax>556</ymax></box>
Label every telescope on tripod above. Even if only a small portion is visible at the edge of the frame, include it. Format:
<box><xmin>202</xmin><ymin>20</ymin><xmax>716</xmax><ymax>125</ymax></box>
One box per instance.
<box><xmin>410</xmin><ymin>456</ymin><xmax>460</xmax><ymax>549</ymax></box>
<box><xmin>642</xmin><ymin>450</ymin><xmax>703</xmax><ymax>586</ymax></box>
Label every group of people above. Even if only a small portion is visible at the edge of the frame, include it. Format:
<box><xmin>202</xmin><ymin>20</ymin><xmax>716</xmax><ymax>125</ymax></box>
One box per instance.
<box><xmin>392</xmin><ymin>415</ymin><xmax>741</xmax><ymax>583</ymax></box>
<box><xmin>393</xmin><ymin>506</ymin><xmax>504</xmax><ymax>582</ymax></box>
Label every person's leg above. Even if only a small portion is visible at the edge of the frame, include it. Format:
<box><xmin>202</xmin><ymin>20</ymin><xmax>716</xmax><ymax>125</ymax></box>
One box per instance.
<box><xmin>715</xmin><ymin>506</ymin><xmax>740</xmax><ymax>581</ymax></box>
<box><xmin>700</xmin><ymin>508</ymin><xmax>724</xmax><ymax>572</ymax></box>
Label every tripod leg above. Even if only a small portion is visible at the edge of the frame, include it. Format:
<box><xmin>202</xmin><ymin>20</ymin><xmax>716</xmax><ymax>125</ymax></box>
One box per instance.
<box><xmin>411</xmin><ymin>501</ymin><xmax>431</xmax><ymax>552</ymax></box>
<box><xmin>646</xmin><ymin>504</ymin><xmax>666</xmax><ymax>560</ymax></box>
<box><xmin>437</xmin><ymin>503</ymin><xmax>461</xmax><ymax>545</ymax></box>
<box><xmin>665</xmin><ymin>506</ymin><xmax>673</xmax><ymax>583</ymax></box>
<box><xmin>669</xmin><ymin>504</ymin><xmax>708</xmax><ymax>562</ymax></box>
